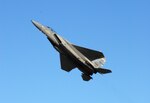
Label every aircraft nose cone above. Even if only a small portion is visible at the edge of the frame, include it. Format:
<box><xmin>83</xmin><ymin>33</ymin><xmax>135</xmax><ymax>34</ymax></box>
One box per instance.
<box><xmin>31</xmin><ymin>20</ymin><xmax>43</xmax><ymax>30</ymax></box>
<box><xmin>31</xmin><ymin>20</ymin><xmax>36</xmax><ymax>24</ymax></box>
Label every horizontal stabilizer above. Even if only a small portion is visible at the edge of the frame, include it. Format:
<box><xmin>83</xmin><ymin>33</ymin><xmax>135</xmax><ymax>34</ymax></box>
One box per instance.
<box><xmin>96</xmin><ymin>68</ymin><xmax>112</xmax><ymax>74</ymax></box>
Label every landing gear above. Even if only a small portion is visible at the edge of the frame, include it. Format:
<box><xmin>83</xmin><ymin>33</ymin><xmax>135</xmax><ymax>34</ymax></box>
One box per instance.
<box><xmin>81</xmin><ymin>73</ymin><xmax>92</xmax><ymax>81</ymax></box>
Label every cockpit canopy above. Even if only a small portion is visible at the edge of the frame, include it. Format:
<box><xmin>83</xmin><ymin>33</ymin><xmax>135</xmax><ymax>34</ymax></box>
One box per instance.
<box><xmin>47</xmin><ymin>26</ymin><xmax>56</xmax><ymax>33</ymax></box>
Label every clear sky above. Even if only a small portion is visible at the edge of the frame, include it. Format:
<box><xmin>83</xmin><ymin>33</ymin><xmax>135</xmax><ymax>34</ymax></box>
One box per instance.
<box><xmin>0</xmin><ymin>0</ymin><xmax>150</xmax><ymax>103</ymax></box>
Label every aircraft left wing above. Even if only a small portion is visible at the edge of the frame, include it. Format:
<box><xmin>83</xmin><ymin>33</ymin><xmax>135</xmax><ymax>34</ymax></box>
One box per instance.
<box><xmin>73</xmin><ymin>44</ymin><xmax>105</xmax><ymax>61</ymax></box>
<box><xmin>60</xmin><ymin>54</ymin><xmax>76</xmax><ymax>72</ymax></box>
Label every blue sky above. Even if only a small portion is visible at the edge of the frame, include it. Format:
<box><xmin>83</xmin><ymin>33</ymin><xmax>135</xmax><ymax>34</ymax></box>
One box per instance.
<box><xmin>0</xmin><ymin>0</ymin><xmax>150</xmax><ymax>103</ymax></box>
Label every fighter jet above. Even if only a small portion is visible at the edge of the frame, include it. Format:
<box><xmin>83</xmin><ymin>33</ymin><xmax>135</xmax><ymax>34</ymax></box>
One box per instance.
<box><xmin>31</xmin><ymin>20</ymin><xmax>112</xmax><ymax>81</ymax></box>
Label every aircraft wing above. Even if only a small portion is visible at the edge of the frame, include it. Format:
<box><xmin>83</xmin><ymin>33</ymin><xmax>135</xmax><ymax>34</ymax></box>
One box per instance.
<box><xmin>73</xmin><ymin>44</ymin><xmax>105</xmax><ymax>61</ymax></box>
<box><xmin>60</xmin><ymin>54</ymin><xmax>76</xmax><ymax>72</ymax></box>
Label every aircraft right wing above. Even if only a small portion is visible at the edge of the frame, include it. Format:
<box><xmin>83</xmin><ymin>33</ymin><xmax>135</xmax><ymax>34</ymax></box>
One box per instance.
<box><xmin>60</xmin><ymin>54</ymin><xmax>76</xmax><ymax>72</ymax></box>
<box><xmin>73</xmin><ymin>45</ymin><xmax>105</xmax><ymax>61</ymax></box>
